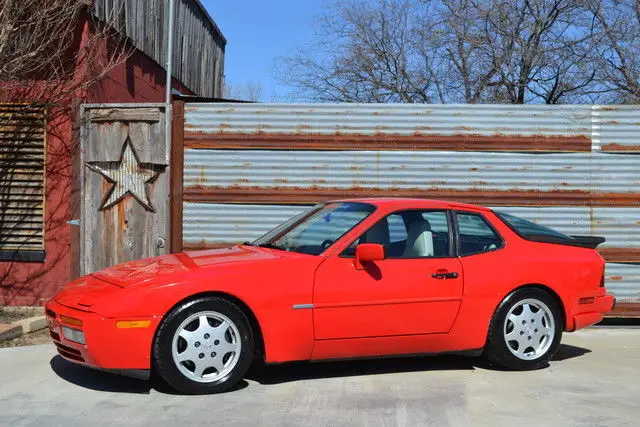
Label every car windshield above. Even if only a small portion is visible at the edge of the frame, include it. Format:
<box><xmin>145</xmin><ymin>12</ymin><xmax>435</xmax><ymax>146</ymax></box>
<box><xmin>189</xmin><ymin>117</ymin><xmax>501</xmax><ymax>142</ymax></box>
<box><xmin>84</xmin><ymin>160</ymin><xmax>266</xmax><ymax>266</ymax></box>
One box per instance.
<box><xmin>495</xmin><ymin>211</ymin><xmax>570</xmax><ymax>239</ymax></box>
<box><xmin>251</xmin><ymin>202</ymin><xmax>375</xmax><ymax>255</ymax></box>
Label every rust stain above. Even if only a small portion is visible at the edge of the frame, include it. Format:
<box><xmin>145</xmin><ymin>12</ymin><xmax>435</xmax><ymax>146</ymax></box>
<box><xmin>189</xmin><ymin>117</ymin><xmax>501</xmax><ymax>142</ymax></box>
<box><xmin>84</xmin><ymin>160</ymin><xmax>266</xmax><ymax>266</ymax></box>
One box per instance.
<box><xmin>608</xmin><ymin>276</ymin><xmax>623</xmax><ymax>281</ymax></box>
<box><xmin>606</xmin><ymin>303</ymin><xmax>640</xmax><ymax>318</ymax></box>
<box><xmin>184</xmin><ymin>132</ymin><xmax>592</xmax><ymax>153</ymax></box>
<box><xmin>183</xmin><ymin>185</ymin><xmax>640</xmax><ymax>207</ymax></box>
<box><xmin>597</xmin><ymin>247</ymin><xmax>640</xmax><ymax>263</ymax></box>
<box><xmin>273</xmin><ymin>178</ymin><xmax>289</xmax><ymax>184</ymax></box>
<box><xmin>601</xmin><ymin>143</ymin><xmax>640</xmax><ymax>152</ymax></box>
<box><xmin>117</xmin><ymin>201</ymin><xmax>126</xmax><ymax>231</ymax></box>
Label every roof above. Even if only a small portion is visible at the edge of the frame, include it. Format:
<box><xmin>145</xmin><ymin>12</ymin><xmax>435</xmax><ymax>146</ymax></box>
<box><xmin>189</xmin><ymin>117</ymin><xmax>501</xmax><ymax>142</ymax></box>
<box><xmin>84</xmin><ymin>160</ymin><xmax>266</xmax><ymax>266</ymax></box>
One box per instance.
<box><xmin>331</xmin><ymin>198</ymin><xmax>491</xmax><ymax>211</ymax></box>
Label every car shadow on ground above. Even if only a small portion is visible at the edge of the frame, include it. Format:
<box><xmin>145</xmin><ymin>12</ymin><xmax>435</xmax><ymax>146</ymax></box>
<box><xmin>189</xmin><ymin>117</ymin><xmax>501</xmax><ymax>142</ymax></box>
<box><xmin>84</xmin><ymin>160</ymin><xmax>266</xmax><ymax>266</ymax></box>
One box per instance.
<box><xmin>50</xmin><ymin>355</ymin><xmax>249</xmax><ymax>395</ymax></box>
<box><xmin>49</xmin><ymin>343</ymin><xmax>591</xmax><ymax>393</ymax></box>
<box><xmin>248</xmin><ymin>343</ymin><xmax>592</xmax><ymax>384</ymax></box>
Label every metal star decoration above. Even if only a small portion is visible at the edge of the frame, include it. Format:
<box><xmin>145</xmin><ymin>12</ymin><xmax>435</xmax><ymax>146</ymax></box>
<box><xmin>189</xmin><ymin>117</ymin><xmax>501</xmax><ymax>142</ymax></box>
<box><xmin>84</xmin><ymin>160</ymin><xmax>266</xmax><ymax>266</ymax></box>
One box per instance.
<box><xmin>87</xmin><ymin>139</ymin><xmax>162</xmax><ymax>211</ymax></box>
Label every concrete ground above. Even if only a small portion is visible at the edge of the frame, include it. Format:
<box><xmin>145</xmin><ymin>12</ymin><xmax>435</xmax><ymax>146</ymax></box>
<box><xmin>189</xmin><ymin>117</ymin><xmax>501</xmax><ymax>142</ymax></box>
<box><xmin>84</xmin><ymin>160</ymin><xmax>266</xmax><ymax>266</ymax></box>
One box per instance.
<box><xmin>0</xmin><ymin>328</ymin><xmax>638</xmax><ymax>427</ymax></box>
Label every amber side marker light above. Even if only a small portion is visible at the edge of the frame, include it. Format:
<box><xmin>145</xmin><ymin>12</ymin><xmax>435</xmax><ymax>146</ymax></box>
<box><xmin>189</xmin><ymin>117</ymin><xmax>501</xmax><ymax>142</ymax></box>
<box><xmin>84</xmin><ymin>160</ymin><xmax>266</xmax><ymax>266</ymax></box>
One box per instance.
<box><xmin>60</xmin><ymin>315</ymin><xmax>83</xmax><ymax>327</ymax></box>
<box><xmin>116</xmin><ymin>320</ymin><xmax>151</xmax><ymax>329</ymax></box>
<box><xmin>579</xmin><ymin>297</ymin><xmax>595</xmax><ymax>304</ymax></box>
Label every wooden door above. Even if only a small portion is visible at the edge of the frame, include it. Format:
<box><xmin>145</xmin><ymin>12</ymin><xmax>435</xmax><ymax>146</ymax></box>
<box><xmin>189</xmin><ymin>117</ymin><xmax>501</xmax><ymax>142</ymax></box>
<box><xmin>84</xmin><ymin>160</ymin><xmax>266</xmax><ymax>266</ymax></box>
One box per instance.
<box><xmin>80</xmin><ymin>106</ymin><xmax>169</xmax><ymax>275</ymax></box>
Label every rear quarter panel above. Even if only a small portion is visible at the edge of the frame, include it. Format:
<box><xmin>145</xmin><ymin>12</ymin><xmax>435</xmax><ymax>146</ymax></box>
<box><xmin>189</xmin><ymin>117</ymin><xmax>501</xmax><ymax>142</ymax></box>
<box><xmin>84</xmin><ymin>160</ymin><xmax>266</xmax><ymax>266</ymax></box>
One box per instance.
<box><xmin>451</xmin><ymin>211</ymin><xmax>604</xmax><ymax>350</ymax></box>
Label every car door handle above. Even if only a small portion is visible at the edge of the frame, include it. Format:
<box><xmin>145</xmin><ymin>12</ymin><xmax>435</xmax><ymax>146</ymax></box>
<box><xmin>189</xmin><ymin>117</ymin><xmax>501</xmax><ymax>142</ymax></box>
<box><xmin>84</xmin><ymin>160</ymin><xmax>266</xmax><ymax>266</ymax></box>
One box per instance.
<box><xmin>432</xmin><ymin>271</ymin><xmax>459</xmax><ymax>279</ymax></box>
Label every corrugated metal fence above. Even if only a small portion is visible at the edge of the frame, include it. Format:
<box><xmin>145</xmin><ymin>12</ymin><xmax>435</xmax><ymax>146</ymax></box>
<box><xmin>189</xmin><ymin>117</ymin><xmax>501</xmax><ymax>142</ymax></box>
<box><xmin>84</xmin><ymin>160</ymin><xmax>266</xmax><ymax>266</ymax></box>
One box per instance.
<box><xmin>176</xmin><ymin>102</ymin><xmax>640</xmax><ymax>311</ymax></box>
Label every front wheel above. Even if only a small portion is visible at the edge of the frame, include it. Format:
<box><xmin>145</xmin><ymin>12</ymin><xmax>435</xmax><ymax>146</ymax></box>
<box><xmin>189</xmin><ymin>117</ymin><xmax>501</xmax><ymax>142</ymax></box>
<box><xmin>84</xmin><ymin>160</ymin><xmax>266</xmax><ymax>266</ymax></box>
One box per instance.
<box><xmin>153</xmin><ymin>297</ymin><xmax>254</xmax><ymax>394</ymax></box>
<box><xmin>484</xmin><ymin>288</ymin><xmax>562</xmax><ymax>370</ymax></box>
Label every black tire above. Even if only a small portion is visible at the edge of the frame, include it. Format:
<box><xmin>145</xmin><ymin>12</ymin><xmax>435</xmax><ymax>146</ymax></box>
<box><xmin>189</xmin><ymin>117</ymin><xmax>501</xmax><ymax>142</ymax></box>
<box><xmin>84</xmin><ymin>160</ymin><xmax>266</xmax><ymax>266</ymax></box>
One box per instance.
<box><xmin>484</xmin><ymin>287</ymin><xmax>563</xmax><ymax>370</ymax></box>
<box><xmin>153</xmin><ymin>297</ymin><xmax>254</xmax><ymax>394</ymax></box>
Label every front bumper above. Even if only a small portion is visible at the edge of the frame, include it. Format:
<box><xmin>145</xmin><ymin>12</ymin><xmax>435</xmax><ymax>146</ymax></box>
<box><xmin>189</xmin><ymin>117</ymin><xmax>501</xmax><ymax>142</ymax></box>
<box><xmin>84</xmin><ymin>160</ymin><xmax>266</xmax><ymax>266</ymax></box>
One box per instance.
<box><xmin>45</xmin><ymin>299</ymin><xmax>160</xmax><ymax>371</ymax></box>
<box><xmin>569</xmin><ymin>290</ymin><xmax>616</xmax><ymax>331</ymax></box>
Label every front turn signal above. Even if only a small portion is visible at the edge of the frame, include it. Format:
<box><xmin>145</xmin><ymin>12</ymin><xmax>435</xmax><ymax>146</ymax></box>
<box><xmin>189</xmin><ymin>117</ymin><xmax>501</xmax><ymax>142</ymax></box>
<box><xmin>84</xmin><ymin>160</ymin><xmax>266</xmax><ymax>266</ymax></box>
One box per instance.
<box><xmin>60</xmin><ymin>315</ymin><xmax>83</xmax><ymax>327</ymax></box>
<box><xmin>116</xmin><ymin>320</ymin><xmax>151</xmax><ymax>329</ymax></box>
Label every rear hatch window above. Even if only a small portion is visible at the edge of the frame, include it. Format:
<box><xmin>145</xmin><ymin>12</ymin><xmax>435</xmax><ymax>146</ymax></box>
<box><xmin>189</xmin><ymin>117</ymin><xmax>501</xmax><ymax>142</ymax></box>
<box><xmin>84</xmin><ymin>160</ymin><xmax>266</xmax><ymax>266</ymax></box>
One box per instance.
<box><xmin>495</xmin><ymin>211</ymin><xmax>604</xmax><ymax>249</ymax></box>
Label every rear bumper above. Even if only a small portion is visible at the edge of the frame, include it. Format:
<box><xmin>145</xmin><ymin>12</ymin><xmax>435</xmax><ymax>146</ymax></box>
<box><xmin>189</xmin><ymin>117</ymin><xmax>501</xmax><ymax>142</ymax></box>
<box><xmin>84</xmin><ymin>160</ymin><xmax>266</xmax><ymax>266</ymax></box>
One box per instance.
<box><xmin>569</xmin><ymin>291</ymin><xmax>615</xmax><ymax>331</ymax></box>
<box><xmin>45</xmin><ymin>299</ymin><xmax>160</xmax><ymax>371</ymax></box>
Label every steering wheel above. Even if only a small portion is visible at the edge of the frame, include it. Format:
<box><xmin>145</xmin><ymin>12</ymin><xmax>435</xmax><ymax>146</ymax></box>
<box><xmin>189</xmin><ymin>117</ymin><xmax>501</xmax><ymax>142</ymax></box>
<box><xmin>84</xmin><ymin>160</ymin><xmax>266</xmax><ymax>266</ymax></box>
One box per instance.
<box><xmin>320</xmin><ymin>239</ymin><xmax>334</xmax><ymax>250</ymax></box>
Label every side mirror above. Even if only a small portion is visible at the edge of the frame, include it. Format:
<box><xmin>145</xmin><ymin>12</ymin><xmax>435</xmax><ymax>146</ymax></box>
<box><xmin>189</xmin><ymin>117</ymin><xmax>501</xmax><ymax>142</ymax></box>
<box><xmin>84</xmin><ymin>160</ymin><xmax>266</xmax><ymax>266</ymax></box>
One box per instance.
<box><xmin>354</xmin><ymin>243</ymin><xmax>385</xmax><ymax>270</ymax></box>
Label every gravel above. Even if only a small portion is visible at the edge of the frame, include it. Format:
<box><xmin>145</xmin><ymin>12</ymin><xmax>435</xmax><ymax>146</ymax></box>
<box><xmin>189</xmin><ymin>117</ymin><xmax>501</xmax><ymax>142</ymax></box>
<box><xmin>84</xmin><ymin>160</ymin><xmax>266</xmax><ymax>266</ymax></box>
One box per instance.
<box><xmin>0</xmin><ymin>328</ymin><xmax>51</xmax><ymax>348</ymax></box>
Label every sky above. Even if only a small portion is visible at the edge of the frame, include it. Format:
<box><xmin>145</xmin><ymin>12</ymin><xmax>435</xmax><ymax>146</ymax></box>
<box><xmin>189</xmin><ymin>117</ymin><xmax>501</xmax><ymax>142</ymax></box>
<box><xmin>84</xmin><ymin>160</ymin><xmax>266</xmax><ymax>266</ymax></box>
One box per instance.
<box><xmin>201</xmin><ymin>0</ymin><xmax>327</xmax><ymax>102</ymax></box>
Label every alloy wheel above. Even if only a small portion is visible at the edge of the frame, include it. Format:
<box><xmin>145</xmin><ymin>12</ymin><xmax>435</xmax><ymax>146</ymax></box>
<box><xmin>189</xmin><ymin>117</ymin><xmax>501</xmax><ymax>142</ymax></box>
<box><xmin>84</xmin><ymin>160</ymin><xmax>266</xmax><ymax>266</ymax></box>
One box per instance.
<box><xmin>171</xmin><ymin>311</ymin><xmax>241</xmax><ymax>383</ymax></box>
<box><xmin>503</xmin><ymin>298</ymin><xmax>555</xmax><ymax>360</ymax></box>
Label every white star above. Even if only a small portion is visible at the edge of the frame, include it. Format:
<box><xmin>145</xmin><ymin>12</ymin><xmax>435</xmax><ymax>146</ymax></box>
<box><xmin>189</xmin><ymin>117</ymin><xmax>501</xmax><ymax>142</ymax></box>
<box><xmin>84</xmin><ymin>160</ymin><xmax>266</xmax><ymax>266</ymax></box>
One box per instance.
<box><xmin>87</xmin><ymin>140</ymin><xmax>162</xmax><ymax>211</ymax></box>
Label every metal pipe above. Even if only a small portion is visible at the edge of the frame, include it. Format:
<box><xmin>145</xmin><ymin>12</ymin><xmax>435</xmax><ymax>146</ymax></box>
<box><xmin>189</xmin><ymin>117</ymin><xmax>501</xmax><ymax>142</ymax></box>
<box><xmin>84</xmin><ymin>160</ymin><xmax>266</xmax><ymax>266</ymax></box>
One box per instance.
<box><xmin>165</xmin><ymin>0</ymin><xmax>176</xmax><ymax>164</ymax></box>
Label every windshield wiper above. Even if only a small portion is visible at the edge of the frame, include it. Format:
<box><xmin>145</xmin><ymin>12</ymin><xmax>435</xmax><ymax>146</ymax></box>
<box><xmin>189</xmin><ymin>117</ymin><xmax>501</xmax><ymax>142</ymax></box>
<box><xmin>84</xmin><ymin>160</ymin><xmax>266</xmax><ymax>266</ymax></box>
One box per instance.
<box><xmin>256</xmin><ymin>242</ymin><xmax>287</xmax><ymax>251</ymax></box>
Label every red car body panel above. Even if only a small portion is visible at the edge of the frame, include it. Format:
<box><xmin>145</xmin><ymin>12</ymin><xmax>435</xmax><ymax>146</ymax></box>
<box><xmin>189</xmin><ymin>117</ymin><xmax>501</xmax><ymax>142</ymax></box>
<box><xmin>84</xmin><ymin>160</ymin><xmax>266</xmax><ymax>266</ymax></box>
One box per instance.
<box><xmin>45</xmin><ymin>199</ymin><xmax>615</xmax><ymax>372</ymax></box>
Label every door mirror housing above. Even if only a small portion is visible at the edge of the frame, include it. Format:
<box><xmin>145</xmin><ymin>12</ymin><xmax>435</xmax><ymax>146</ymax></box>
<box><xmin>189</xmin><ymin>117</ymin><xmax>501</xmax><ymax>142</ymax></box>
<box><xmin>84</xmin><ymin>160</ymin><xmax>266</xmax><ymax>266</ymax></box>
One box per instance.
<box><xmin>354</xmin><ymin>243</ymin><xmax>385</xmax><ymax>270</ymax></box>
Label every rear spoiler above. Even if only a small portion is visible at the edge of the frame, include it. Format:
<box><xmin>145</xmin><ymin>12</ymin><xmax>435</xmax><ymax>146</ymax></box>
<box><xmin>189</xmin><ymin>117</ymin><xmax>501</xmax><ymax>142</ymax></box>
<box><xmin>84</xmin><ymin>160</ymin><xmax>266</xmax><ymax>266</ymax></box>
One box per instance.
<box><xmin>526</xmin><ymin>234</ymin><xmax>606</xmax><ymax>249</ymax></box>
<box><xmin>569</xmin><ymin>235</ymin><xmax>606</xmax><ymax>249</ymax></box>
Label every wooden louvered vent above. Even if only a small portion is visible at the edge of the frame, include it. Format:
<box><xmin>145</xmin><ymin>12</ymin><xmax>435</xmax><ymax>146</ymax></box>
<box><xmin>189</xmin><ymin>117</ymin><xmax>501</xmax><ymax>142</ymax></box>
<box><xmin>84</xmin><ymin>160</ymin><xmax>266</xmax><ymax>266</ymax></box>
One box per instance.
<box><xmin>0</xmin><ymin>105</ymin><xmax>45</xmax><ymax>262</ymax></box>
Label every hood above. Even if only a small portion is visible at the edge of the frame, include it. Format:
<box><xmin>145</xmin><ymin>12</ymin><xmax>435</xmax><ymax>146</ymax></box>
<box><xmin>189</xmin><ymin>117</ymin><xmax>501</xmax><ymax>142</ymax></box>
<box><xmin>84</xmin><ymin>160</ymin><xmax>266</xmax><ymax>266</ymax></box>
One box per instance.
<box><xmin>90</xmin><ymin>245</ymin><xmax>283</xmax><ymax>287</ymax></box>
<box><xmin>54</xmin><ymin>276</ymin><xmax>120</xmax><ymax>311</ymax></box>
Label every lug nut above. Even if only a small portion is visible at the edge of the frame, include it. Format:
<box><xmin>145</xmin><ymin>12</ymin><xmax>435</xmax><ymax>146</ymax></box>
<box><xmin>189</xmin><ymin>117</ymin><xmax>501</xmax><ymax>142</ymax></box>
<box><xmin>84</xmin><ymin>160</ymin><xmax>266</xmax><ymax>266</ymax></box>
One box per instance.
<box><xmin>214</xmin><ymin>340</ymin><xmax>220</xmax><ymax>345</ymax></box>
<box><xmin>204</xmin><ymin>333</ymin><xmax>210</xmax><ymax>339</ymax></box>
<box><xmin>211</xmin><ymin>352</ymin><xmax>216</xmax><ymax>357</ymax></box>
<box><xmin>199</xmin><ymin>353</ymin><xmax>204</xmax><ymax>359</ymax></box>
<box><xmin>195</xmin><ymin>342</ymin><xmax>201</xmax><ymax>347</ymax></box>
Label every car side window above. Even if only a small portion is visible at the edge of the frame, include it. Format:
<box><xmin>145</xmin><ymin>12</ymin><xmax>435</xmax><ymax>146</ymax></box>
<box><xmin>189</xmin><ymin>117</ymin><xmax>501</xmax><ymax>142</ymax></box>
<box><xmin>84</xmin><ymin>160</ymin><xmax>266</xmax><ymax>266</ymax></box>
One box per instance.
<box><xmin>456</xmin><ymin>212</ymin><xmax>502</xmax><ymax>256</ymax></box>
<box><xmin>343</xmin><ymin>210</ymin><xmax>451</xmax><ymax>258</ymax></box>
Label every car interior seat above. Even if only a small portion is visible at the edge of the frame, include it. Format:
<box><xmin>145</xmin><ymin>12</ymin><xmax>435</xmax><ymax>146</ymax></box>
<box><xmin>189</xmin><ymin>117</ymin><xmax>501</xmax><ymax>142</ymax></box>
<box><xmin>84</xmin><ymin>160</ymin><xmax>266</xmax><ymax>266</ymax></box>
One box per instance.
<box><xmin>403</xmin><ymin>219</ymin><xmax>434</xmax><ymax>257</ymax></box>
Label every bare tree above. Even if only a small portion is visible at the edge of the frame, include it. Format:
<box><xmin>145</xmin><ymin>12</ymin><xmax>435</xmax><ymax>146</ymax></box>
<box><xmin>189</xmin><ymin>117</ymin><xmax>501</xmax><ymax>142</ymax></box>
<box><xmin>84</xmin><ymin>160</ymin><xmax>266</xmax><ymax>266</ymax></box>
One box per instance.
<box><xmin>0</xmin><ymin>1</ymin><xmax>132</xmax><ymax>305</ymax></box>
<box><xmin>224</xmin><ymin>81</ymin><xmax>264</xmax><ymax>102</ymax></box>
<box><xmin>277</xmin><ymin>0</ymin><xmax>622</xmax><ymax>104</ymax></box>
<box><xmin>0</xmin><ymin>0</ymin><xmax>131</xmax><ymax>106</ymax></box>
<box><xmin>588</xmin><ymin>0</ymin><xmax>640</xmax><ymax>102</ymax></box>
<box><xmin>277</xmin><ymin>0</ymin><xmax>445</xmax><ymax>102</ymax></box>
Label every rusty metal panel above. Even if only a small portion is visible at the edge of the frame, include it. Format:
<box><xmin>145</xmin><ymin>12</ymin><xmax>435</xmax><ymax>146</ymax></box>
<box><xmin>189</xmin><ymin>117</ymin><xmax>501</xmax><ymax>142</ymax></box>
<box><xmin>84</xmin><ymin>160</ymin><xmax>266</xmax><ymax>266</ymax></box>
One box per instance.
<box><xmin>183</xmin><ymin>149</ymin><xmax>591</xmax><ymax>191</ymax></box>
<box><xmin>596</xmin><ymin>105</ymin><xmax>640</xmax><ymax>152</ymax></box>
<box><xmin>0</xmin><ymin>105</ymin><xmax>46</xmax><ymax>252</ymax></box>
<box><xmin>185</xmin><ymin>103</ymin><xmax>591</xmax><ymax>138</ymax></box>
<box><xmin>182</xmin><ymin>102</ymin><xmax>640</xmax><ymax>304</ymax></box>
<box><xmin>182</xmin><ymin>202</ymin><xmax>640</xmax><ymax>301</ymax></box>
<box><xmin>605</xmin><ymin>264</ymin><xmax>640</xmax><ymax>302</ymax></box>
<box><xmin>183</xmin><ymin>203</ymin><xmax>306</xmax><ymax>248</ymax></box>
<box><xmin>591</xmin><ymin>152</ymin><xmax>640</xmax><ymax>194</ymax></box>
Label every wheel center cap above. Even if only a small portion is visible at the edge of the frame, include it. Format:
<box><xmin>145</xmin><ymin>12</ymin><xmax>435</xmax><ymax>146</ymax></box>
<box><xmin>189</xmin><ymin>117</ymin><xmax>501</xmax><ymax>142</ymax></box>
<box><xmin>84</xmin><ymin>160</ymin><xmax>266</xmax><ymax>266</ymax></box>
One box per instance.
<box><xmin>204</xmin><ymin>343</ymin><xmax>213</xmax><ymax>351</ymax></box>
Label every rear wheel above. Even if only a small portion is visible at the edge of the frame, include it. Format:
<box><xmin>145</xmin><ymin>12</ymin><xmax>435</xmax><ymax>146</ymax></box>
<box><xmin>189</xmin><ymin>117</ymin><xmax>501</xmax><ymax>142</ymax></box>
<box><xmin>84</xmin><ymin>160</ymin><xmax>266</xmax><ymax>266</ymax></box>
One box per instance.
<box><xmin>153</xmin><ymin>297</ymin><xmax>254</xmax><ymax>394</ymax></box>
<box><xmin>484</xmin><ymin>288</ymin><xmax>562</xmax><ymax>370</ymax></box>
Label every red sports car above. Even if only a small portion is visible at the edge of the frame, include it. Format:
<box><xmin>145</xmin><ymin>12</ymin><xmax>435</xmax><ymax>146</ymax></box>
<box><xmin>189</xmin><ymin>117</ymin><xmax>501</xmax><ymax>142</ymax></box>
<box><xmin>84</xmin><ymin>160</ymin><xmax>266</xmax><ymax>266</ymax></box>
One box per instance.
<box><xmin>46</xmin><ymin>199</ymin><xmax>615</xmax><ymax>394</ymax></box>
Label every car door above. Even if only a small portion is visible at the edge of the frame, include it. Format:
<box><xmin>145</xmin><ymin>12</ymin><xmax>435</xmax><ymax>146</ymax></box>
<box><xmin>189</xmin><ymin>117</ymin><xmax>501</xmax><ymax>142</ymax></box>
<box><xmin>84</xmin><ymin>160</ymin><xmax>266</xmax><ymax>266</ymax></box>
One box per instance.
<box><xmin>312</xmin><ymin>209</ymin><xmax>464</xmax><ymax>340</ymax></box>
